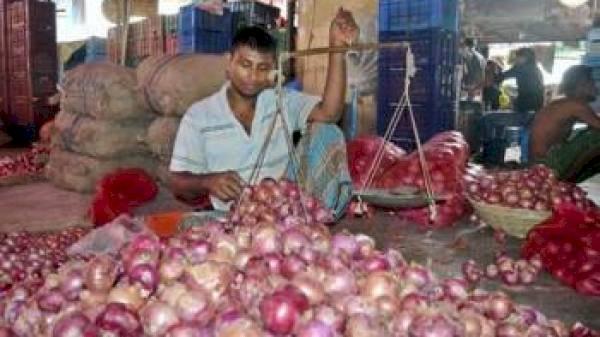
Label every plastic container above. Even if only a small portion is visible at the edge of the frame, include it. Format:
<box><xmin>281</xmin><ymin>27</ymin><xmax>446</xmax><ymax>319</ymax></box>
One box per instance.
<box><xmin>145</xmin><ymin>211</ymin><xmax>183</xmax><ymax>238</ymax></box>
<box><xmin>378</xmin><ymin>0</ymin><xmax>459</xmax><ymax>33</ymax></box>
<box><xmin>377</xmin><ymin>29</ymin><xmax>458</xmax><ymax>149</ymax></box>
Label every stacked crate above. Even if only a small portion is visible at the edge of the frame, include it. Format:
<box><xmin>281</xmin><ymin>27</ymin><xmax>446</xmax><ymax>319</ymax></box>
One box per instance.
<box><xmin>108</xmin><ymin>15</ymin><xmax>179</xmax><ymax>66</ymax></box>
<box><xmin>178</xmin><ymin>5</ymin><xmax>233</xmax><ymax>54</ymax></box>
<box><xmin>228</xmin><ymin>0</ymin><xmax>280</xmax><ymax>31</ymax></box>
<box><xmin>2</xmin><ymin>0</ymin><xmax>58</xmax><ymax>143</ymax></box>
<box><xmin>377</xmin><ymin>0</ymin><xmax>459</xmax><ymax>151</ymax></box>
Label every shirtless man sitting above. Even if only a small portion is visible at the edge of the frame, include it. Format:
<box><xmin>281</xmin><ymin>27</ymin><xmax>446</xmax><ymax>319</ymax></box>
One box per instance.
<box><xmin>529</xmin><ymin>65</ymin><xmax>600</xmax><ymax>182</ymax></box>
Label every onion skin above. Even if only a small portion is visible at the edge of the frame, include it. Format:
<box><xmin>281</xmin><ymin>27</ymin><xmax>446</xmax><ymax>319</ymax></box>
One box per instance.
<box><xmin>84</xmin><ymin>255</ymin><xmax>118</xmax><ymax>293</ymax></box>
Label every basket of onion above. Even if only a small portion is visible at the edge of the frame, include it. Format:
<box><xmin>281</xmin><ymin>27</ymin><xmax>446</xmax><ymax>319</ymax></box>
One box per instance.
<box><xmin>465</xmin><ymin>165</ymin><xmax>593</xmax><ymax>238</ymax></box>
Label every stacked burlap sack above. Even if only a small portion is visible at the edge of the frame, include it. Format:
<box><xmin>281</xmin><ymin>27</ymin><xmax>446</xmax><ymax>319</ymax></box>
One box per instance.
<box><xmin>46</xmin><ymin>63</ymin><xmax>158</xmax><ymax>192</ymax></box>
<box><xmin>138</xmin><ymin>54</ymin><xmax>226</xmax><ymax>184</ymax></box>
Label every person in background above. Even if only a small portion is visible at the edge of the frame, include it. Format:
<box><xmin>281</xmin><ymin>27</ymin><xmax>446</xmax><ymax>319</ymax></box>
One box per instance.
<box><xmin>460</xmin><ymin>37</ymin><xmax>486</xmax><ymax>101</ymax></box>
<box><xmin>483</xmin><ymin>58</ymin><xmax>503</xmax><ymax>111</ymax></box>
<box><xmin>530</xmin><ymin>65</ymin><xmax>600</xmax><ymax>182</ymax></box>
<box><xmin>502</xmin><ymin>47</ymin><xmax>544</xmax><ymax>115</ymax></box>
<box><xmin>168</xmin><ymin>8</ymin><xmax>359</xmax><ymax>218</ymax></box>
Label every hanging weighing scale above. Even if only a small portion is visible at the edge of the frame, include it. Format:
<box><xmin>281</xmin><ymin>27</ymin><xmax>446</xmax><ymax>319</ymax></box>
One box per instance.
<box><xmin>233</xmin><ymin>40</ymin><xmax>444</xmax><ymax>222</ymax></box>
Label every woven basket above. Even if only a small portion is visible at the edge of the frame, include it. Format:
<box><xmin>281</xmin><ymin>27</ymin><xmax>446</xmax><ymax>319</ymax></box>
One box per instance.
<box><xmin>468</xmin><ymin>198</ymin><xmax>551</xmax><ymax>238</ymax></box>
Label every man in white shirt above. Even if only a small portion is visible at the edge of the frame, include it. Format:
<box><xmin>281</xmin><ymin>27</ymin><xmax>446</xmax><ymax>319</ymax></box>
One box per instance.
<box><xmin>169</xmin><ymin>8</ymin><xmax>359</xmax><ymax>216</ymax></box>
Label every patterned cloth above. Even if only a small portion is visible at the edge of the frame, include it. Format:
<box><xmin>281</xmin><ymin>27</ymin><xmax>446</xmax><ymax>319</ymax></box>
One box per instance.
<box><xmin>287</xmin><ymin>123</ymin><xmax>353</xmax><ymax>220</ymax></box>
<box><xmin>535</xmin><ymin>128</ymin><xmax>600</xmax><ymax>182</ymax></box>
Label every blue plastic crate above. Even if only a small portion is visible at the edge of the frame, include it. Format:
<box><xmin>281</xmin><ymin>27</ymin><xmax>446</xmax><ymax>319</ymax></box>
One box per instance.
<box><xmin>228</xmin><ymin>0</ymin><xmax>280</xmax><ymax>30</ymax></box>
<box><xmin>179</xmin><ymin>5</ymin><xmax>233</xmax><ymax>33</ymax></box>
<box><xmin>85</xmin><ymin>37</ymin><xmax>107</xmax><ymax>63</ymax></box>
<box><xmin>178</xmin><ymin>29</ymin><xmax>232</xmax><ymax>54</ymax></box>
<box><xmin>379</xmin><ymin>0</ymin><xmax>459</xmax><ymax>33</ymax></box>
<box><xmin>377</xmin><ymin>29</ymin><xmax>458</xmax><ymax>146</ymax></box>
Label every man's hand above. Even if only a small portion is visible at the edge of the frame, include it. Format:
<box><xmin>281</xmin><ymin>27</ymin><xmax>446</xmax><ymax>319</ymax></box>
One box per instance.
<box><xmin>205</xmin><ymin>171</ymin><xmax>244</xmax><ymax>202</ymax></box>
<box><xmin>329</xmin><ymin>7</ymin><xmax>359</xmax><ymax>48</ymax></box>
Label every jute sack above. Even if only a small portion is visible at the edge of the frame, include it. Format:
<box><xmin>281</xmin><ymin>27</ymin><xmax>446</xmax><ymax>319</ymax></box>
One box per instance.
<box><xmin>145</xmin><ymin>116</ymin><xmax>181</xmax><ymax>162</ymax></box>
<box><xmin>46</xmin><ymin>148</ymin><xmax>158</xmax><ymax>193</ymax></box>
<box><xmin>136</xmin><ymin>54</ymin><xmax>226</xmax><ymax>117</ymax></box>
<box><xmin>61</xmin><ymin>63</ymin><xmax>151</xmax><ymax>120</ymax></box>
<box><xmin>53</xmin><ymin>111</ymin><xmax>153</xmax><ymax>158</ymax></box>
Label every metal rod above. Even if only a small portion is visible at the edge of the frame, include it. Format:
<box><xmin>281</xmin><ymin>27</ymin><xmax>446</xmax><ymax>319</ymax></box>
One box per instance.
<box><xmin>280</xmin><ymin>41</ymin><xmax>408</xmax><ymax>60</ymax></box>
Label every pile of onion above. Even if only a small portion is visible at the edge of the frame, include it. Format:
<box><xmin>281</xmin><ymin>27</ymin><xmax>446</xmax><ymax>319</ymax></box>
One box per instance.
<box><xmin>0</xmin><ymin>144</ymin><xmax>50</xmax><ymax>180</ymax></box>
<box><xmin>0</xmin><ymin>180</ymin><xmax>597</xmax><ymax>337</ymax></box>
<box><xmin>229</xmin><ymin>178</ymin><xmax>334</xmax><ymax>227</ymax></box>
<box><xmin>465</xmin><ymin>164</ymin><xmax>595</xmax><ymax>211</ymax></box>
<box><xmin>0</xmin><ymin>227</ymin><xmax>88</xmax><ymax>295</ymax></box>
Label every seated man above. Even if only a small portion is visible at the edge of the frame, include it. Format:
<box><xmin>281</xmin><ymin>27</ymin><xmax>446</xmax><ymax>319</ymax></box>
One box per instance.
<box><xmin>169</xmin><ymin>8</ymin><xmax>359</xmax><ymax>218</ymax></box>
<box><xmin>529</xmin><ymin>65</ymin><xmax>600</xmax><ymax>182</ymax></box>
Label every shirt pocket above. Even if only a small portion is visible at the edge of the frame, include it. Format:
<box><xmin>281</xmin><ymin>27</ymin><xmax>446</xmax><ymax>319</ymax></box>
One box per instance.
<box><xmin>202</xmin><ymin>124</ymin><xmax>248</xmax><ymax>171</ymax></box>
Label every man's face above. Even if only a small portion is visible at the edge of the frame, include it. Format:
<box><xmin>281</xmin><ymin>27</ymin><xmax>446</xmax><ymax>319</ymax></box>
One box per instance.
<box><xmin>226</xmin><ymin>46</ymin><xmax>275</xmax><ymax>98</ymax></box>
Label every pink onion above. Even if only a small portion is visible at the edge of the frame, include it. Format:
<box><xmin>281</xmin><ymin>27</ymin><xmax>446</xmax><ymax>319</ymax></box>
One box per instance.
<box><xmin>442</xmin><ymin>278</ymin><xmax>469</xmax><ymax>301</ymax></box>
<box><xmin>166</xmin><ymin>323</ymin><xmax>213</xmax><ymax>337</ymax></box>
<box><xmin>185</xmin><ymin>240</ymin><xmax>211</xmax><ymax>265</ymax></box>
<box><xmin>51</xmin><ymin>312</ymin><xmax>92</xmax><ymax>337</ymax></box>
<box><xmin>292</xmin><ymin>275</ymin><xmax>326</xmax><ymax>305</ymax></box>
<box><xmin>313</xmin><ymin>305</ymin><xmax>345</xmax><ymax>332</ymax></box>
<box><xmin>37</xmin><ymin>289</ymin><xmax>66</xmax><ymax>313</ymax></box>
<box><xmin>58</xmin><ymin>264</ymin><xmax>85</xmax><ymax>301</ymax></box>
<box><xmin>282</xmin><ymin>229</ymin><xmax>310</xmax><ymax>255</ymax></box>
<box><xmin>401</xmin><ymin>265</ymin><xmax>433</xmax><ymax>288</ymax></box>
<box><xmin>486</xmin><ymin>294</ymin><xmax>514</xmax><ymax>321</ymax></box>
<box><xmin>96</xmin><ymin>302</ymin><xmax>143</xmax><ymax>336</ymax></box>
<box><xmin>128</xmin><ymin>263</ymin><xmax>159</xmax><ymax>296</ymax></box>
<box><xmin>175</xmin><ymin>289</ymin><xmax>214</xmax><ymax>324</ymax></box>
<box><xmin>361</xmin><ymin>271</ymin><xmax>397</xmax><ymax>300</ymax></box>
<box><xmin>85</xmin><ymin>255</ymin><xmax>118</xmax><ymax>293</ymax></box>
<box><xmin>251</xmin><ymin>225</ymin><xmax>281</xmax><ymax>256</ymax></box>
<box><xmin>140</xmin><ymin>301</ymin><xmax>180</xmax><ymax>336</ymax></box>
<box><xmin>409</xmin><ymin>313</ymin><xmax>462</xmax><ymax>337</ymax></box>
<box><xmin>496</xmin><ymin>323</ymin><xmax>523</xmax><ymax>337</ymax></box>
<box><xmin>297</xmin><ymin>320</ymin><xmax>335</xmax><ymax>337</ymax></box>
<box><xmin>281</xmin><ymin>254</ymin><xmax>307</xmax><ymax>279</ymax></box>
<box><xmin>324</xmin><ymin>269</ymin><xmax>357</xmax><ymax>295</ymax></box>
<box><xmin>331</xmin><ymin>233</ymin><xmax>358</xmax><ymax>257</ymax></box>
<box><xmin>260</xmin><ymin>292</ymin><xmax>302</xmax><ymax>334</ymax></box>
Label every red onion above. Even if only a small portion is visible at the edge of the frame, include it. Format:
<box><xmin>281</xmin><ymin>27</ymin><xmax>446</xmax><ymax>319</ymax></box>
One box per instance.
<box><xmin>128</xmin><ymin>263</ymin><xmax>159</xmax><ymax>296</ymax></box>
<box><xmin>401</xmin><ymin>265</ymin><xmax>433</xmax><ymax>289</ymax></box>
<box><xmin>324</xmin><ymin>269</ymin><xmax>357</xmax><ymax>295</ymax></box>
<box><xmin>313</xmin><ymin>305</ymin><xmax>345</xmax><ymax>332</ymax></box>
<box><xmin>281</xmin><ymin>254</ymin><xmax>307</xmax><ymax>279</ymax></box>
<box><xmin>496</xmin><ymin>323</ymin><xmax>523</xmax><ymax>337</ymax></box>
<box><xmin>462</xmin><ymin>260</ymin><xmax>483</xmax><ymax>283</ymax></box>
<box><xmin>85</xmin><ymin>255</ymin><xmax>118</xmax><ymax>293</ymax></box>
<box><xmin>409</xmin><ymin>313</ymin><xmax>462</xmax><ymax>337</ymax></box>
<box><xmin>346</xmin><ymin>314</ymin><xmax>383</xmax><ymax>337</ymax></box>
<box><xmin>96</xmin><ymin>302</ymin><xmax>143</xmax><ymax>336</ymax></box>
<box><xmin>399</xmin><ymin>293</ymin><xmax>428</xmax><ymax>310</ymax></box>
<box><xmin>51</xmin><ymin>312</ymin><xmax>92</xmax><ymax>337</ymax></box>
<box><xmin>140</xmin><ymin>301</ymin><xmax>180</xmax><ymax>336</ymax></box>
<box><xmin>58</xmin><ymin>264</ymin><xmax>85</xmax><ymax>301</ymax></box>
<box><xmin>37</xmin><ymin>289</ymin><xmax>66</xmax><ymax>313</ymax></box>
<box><xmin>486</xmin><ymin>294</ymin><xmax>514</xmax><ymax>321</ymax></box>
<box><xmin>0</xmin><ymin>327</ymin><xmax>15</xmax><ymax>337</ymax></box>
<box><xmin>260</xmin><ymin>292</ymin><xmax>302</xmax><ymax>334</ymax></box>
<box><xmin>442</xmin><ymin>278</ymin><xmax>469</xmax><ymax>301</ymax></box>
<box><xmin>361</xmin><ymin>271</ymin><xmax>397</xmax><ymax>300</ymax></box>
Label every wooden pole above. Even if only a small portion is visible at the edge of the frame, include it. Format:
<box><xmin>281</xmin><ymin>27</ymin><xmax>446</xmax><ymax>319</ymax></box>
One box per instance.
<box><xmin>120</xmin><ymin>0</ymin><xmax>131</xmax><ymax>66</ymax></box>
